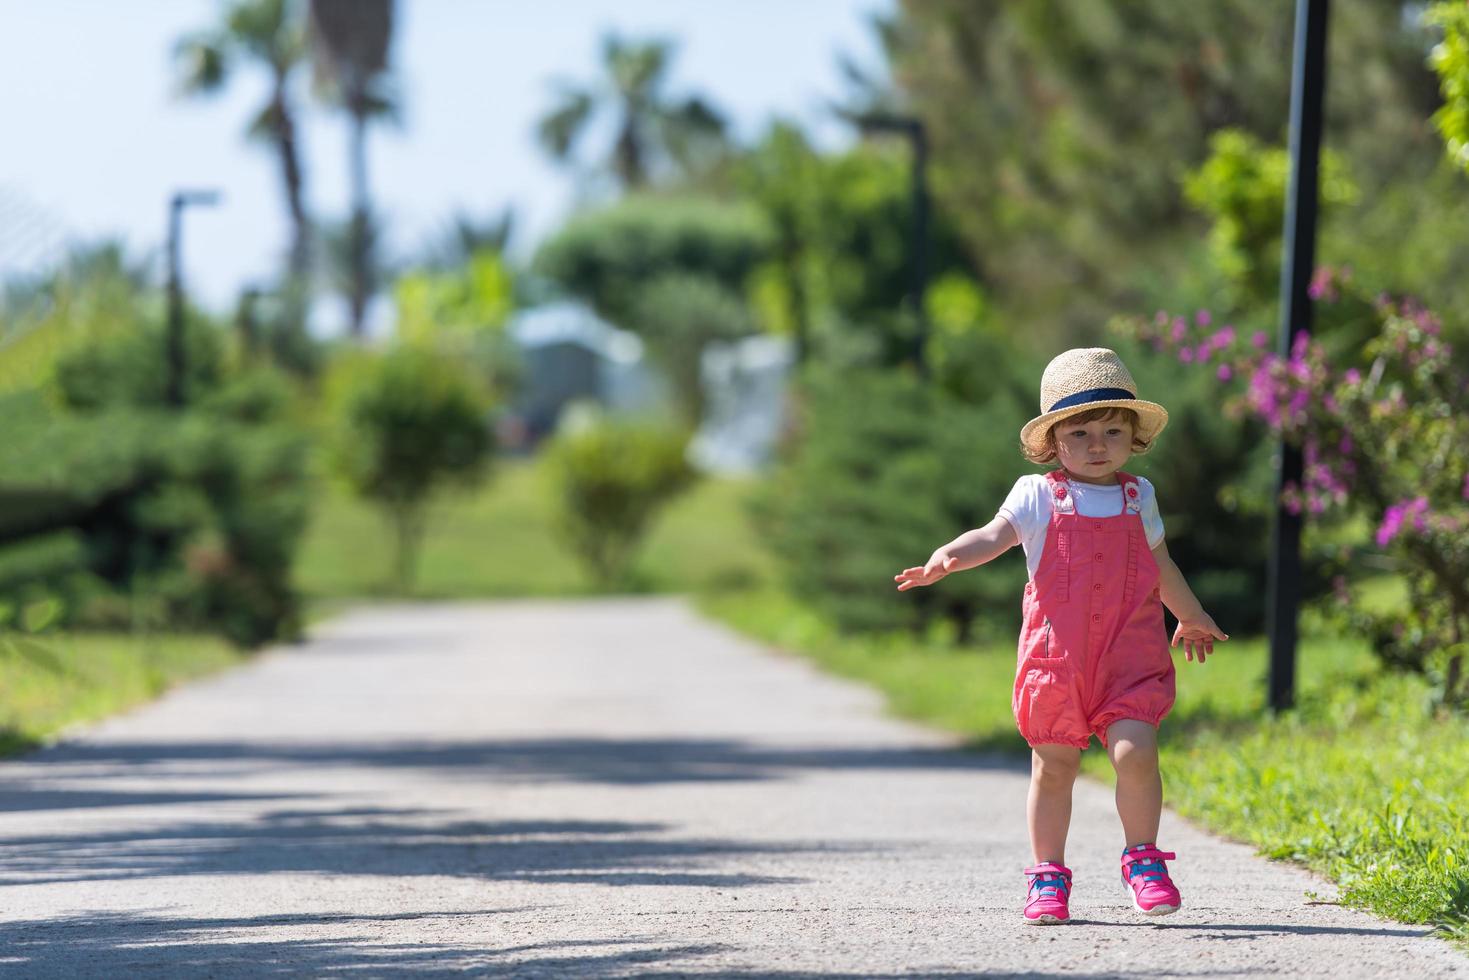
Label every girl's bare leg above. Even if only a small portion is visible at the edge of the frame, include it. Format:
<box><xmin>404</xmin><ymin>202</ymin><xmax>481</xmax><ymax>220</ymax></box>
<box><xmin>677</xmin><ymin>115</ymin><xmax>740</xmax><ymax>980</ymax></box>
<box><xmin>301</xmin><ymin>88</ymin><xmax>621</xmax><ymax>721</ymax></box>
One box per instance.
<box><xmin>1027</xmin><ymin>743</ymin><xmax>1081</xmax><ymax>863</ymax></box>
<box><xmin>1106</xmin><ymin>719</ymin><xmax>1162</xmax><ymax>846</ymax></box>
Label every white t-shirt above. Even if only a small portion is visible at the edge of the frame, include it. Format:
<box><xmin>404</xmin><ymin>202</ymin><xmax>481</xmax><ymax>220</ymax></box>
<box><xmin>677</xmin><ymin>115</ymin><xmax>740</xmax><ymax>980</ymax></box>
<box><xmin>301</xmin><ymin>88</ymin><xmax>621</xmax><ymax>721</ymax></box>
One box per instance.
<box><xmin>997</xmin><ymin>474</ymin><xmax>1166</xmax><ymax>580</ymax></box>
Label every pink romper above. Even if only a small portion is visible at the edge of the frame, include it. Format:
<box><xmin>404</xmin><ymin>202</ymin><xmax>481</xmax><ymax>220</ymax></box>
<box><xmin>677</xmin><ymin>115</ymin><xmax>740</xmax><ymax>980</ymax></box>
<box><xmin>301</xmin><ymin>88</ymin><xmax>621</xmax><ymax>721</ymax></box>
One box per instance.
<box><xmin>1011</xmin><ymin>470</ymin><xmax>1175</xmax><ymax>749</ymax></box>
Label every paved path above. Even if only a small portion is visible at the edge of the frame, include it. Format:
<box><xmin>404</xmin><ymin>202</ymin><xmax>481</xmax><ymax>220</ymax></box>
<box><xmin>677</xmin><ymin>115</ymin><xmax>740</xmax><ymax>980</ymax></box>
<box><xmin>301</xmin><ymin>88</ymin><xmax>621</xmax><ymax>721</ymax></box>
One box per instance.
<box><xmin>0</xmin><ymin>599</ymin><xmax>1464</xmax><ymax>978</ymax></box>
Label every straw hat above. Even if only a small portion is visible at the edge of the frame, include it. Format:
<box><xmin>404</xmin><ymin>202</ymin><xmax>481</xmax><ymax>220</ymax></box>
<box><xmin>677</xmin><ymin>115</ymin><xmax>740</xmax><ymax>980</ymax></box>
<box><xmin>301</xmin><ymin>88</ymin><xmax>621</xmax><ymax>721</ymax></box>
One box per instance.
<box><xmin>1019</xmin><ymin>348</ymin><xmax>1169</xmax><ymax>458</ymax></box>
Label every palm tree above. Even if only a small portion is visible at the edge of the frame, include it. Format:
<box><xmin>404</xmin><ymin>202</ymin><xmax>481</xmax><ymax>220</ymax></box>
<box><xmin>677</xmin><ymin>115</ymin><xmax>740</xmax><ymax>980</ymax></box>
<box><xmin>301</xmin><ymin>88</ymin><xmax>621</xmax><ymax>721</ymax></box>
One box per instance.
<box><xmin>175</xmin><ymin>0</ymin><xmax>311</xmax><ymax>314</ymax></box>
<box><xmin>423</xmin><ymin>206</ymin><xmax>515</xmax><ymax>271</ymax></box>
<box><xmin>308</xmin><ymin>0</ymin><xmax>396</xmax><ymax>338</ymax></box>
<box><xmin>538</xmin><ymin>34</ymin><xmax>728</xmax><ymax>191</ymax></box>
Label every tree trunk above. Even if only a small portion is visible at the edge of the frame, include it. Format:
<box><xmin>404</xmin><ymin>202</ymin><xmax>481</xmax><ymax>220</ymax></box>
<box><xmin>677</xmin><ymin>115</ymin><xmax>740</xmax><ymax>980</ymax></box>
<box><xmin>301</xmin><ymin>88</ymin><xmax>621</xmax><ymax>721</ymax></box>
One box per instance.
<box><xmin>271</xmin><ymin>79</ymin><xmax>312</xmax><ymax>344</ymax></box>
<box><xmin>347</xmin><ymin>94</ymin><xmax>372</xmax><ymax>338</ymax></box>
<box><xmin>390</xmin><ymin>503</ymin><xmax>424</xmax><ymax>593</ymax></box>
<box><xmin>614</xmin><ymin>111</ymin><xmax>645</xmax><ymax>190</ymax></box>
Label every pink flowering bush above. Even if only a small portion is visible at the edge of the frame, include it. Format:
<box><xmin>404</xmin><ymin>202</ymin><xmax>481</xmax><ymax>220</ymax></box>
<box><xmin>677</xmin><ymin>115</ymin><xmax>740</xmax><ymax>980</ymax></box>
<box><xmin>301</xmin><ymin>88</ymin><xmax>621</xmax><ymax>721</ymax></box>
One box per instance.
<box><xmin>1114</xmin><ymin>270</ymin><xmax>1469</xmax><ymax>705</ymax></box>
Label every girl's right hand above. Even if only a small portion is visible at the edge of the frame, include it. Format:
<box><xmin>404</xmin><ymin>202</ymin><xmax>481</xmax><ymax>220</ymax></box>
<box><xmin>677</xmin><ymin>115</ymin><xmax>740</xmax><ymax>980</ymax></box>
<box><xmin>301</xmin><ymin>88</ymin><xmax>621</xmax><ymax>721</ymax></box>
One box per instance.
<box><xmin>894</xmin><ymin>552</ymin><xmax>960</xmax><ymax>591</ymax></box>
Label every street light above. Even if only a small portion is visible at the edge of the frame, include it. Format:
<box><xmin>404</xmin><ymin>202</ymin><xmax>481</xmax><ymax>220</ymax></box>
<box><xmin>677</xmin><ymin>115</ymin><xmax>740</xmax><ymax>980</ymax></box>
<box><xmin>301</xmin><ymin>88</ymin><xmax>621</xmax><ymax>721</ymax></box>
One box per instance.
<box><xmin>1266</xmin><ymin>0</ymin><xmax>1330</xmax><ymax>712</ymax></box>
<box><xmin>166</xmin><ymin>188</ymin><xmax>222</xmax><ymax>407</ymax></box>
<box><xmin>852</xmin><ymin>112</ymin><xmax>930</xmax><ymax>379</ymax></box>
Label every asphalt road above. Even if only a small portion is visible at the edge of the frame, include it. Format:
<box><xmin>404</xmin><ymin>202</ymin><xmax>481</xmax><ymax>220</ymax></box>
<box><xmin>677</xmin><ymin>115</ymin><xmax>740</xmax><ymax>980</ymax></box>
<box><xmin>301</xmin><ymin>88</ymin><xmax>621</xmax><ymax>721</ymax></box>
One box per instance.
<box><xmin>0</xmin><ymin>598</ymin><xmax>1463</xmax><ymax>978</ymax></box>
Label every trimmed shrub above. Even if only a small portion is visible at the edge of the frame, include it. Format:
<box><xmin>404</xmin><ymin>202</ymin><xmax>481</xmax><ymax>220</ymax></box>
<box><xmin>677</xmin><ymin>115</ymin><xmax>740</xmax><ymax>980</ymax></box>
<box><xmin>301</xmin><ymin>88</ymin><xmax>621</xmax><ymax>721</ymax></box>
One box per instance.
<box><xmin>327</xmin><ymin>345</ymin><xmax>495</xmax><ymax>590</ymax></box>
<box><xmin>544</xmin><ymin>411</ymin><xmax>696</xmax><ymax>588</ymax></box>
<box><xmin>0</xmin><ymin>320</ymin><xmax>313</xmax><ymax>646</ymax></box>
<box><xmin>533</xmin><ymin>195</ymin><xmax>772</xmax><ymax>327</ymax></box>
<box><xmin>630</xmin><ymin>273</ymin><xmax>755</xmax><ymax>424</ymax></box>
<box><xmin>755</xmin><ymin>367</ymin><xmax>1030</xmax><ymax>642</ymax></box>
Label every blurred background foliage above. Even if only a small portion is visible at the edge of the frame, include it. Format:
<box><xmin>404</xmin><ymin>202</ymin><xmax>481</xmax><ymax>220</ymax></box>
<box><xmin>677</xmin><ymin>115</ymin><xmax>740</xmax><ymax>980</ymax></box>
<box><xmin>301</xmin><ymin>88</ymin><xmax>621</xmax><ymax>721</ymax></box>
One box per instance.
<box><xmin>2</xmin><ymin>0</ymin><xmax>1466</xmax><ymax>681</ymax></box>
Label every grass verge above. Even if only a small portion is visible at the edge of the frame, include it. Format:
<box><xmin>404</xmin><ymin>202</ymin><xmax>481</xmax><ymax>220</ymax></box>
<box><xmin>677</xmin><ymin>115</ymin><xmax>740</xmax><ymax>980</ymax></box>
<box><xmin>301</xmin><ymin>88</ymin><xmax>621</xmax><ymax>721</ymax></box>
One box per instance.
<box><xmin>0</xmin><ymin>631</ymin><xmax>245</xmax><ymax>757</ymax></box>
<box><xmin>700</xmin><ymin>587</ymin><xmax>1469</xmax><ymax>940</ymax></box>
<box><xmin>294</xmin><ymin>457</ymin><xmax>776</xmax><ymax>601</ymax></box>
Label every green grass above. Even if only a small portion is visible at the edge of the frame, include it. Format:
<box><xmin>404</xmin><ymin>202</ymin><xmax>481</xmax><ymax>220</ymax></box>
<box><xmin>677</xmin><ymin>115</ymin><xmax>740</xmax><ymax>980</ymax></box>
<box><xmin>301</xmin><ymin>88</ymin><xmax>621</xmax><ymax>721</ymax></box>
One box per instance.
<box><xmin>0</xmin><ymin>631</ymin><xmax>245</xmax><ymax>756</ymax></box>
<box><xmin>700</xmin><ymin>588</ymin><xmax>1469</xmax><ymax>939</ymax></box>
<box><xmin>294</xmin><ymin>457</ymin><xmax>776</xmax><ymax>601</ymax></box>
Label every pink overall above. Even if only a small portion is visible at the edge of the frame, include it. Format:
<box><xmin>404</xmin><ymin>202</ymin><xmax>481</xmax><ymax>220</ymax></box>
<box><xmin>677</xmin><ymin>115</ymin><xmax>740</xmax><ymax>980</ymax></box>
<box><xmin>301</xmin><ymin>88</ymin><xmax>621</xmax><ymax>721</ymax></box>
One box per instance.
<box><xmin>1012</xmin><ymin>470</ymin><xmax>1175</xmax><ymax>749</ymax></box>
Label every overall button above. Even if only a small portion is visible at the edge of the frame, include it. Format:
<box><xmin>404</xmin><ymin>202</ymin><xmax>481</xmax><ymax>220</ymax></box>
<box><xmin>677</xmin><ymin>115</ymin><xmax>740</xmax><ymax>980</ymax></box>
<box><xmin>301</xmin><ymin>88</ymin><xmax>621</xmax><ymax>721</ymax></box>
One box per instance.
<box><xmin>1092</xmin><ymin>614</ymin><xmax>1102</xmax><ymax>623</ymax></box>
<box><xmin>1093</xmin><ymin>522</ymin><xmax>1103</xmax><ymax>530</ymax></box>
<box><xmin>1093</xmin><ymin>583</ymin><xmax>1103</xmax><ymax>592</ymax></box>
<box><xmin>1094</xmin><ymin>553</ymin><xmax>1104</xmax><ymax>561</ymax></box>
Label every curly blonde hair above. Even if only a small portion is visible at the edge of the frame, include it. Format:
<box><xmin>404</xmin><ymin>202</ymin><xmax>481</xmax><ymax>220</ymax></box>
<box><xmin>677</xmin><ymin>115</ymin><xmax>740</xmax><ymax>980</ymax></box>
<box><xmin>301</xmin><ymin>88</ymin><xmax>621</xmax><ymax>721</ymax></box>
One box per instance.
<box><xmin>1021</xmin><ymin>407</ymin><xmax>1154</xmax><ymax>465</ymax></box>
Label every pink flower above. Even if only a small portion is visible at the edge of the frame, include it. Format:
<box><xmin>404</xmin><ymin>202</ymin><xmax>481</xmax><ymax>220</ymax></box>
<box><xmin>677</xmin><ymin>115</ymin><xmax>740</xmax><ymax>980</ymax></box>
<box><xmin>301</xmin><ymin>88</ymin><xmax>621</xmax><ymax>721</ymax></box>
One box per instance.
<box><xmin>1251</xmin><ymin>331</ymin><xmax>1270</xmax><ymax>350</ymax></box>
<box><xmin>1171</xmin><ymin>317</ymin><xmax>1188</xmax><ymax>342</ymax></box>
<box><xmin>1343</xmin><ymin>368</ymin><xmax>1362</xmax><ymax>385</ymax></box>
<box><xmin>1376</xmin><ymin>504</ymin><xmax>1406</xmax><ymax>547</ymax></box>
<box><xmin>1217</xmin><ymin>364</ymin><xmax>1233</xmax><ymax>381</ymax></box>
<box><xmin>1195</xmin><ymin>309</ymin><xmax>1213</xmax><ymax>327</ymax></box>
<box><xmin>1376</xmin><ymin>498</ymin><xmax>1431</xmax><ymax>547</ymax></box>
<box><xmin>1180</xmin><ymin>347</ymin><xmax>1194</xmax><ymax>363</ymax></box>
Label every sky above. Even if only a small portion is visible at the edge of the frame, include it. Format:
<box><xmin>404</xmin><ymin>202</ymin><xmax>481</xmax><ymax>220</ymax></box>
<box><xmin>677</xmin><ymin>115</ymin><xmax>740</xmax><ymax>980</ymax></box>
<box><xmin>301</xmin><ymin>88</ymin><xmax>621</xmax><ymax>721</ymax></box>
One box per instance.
<box><xmin>0</xmin><ymin>0</ymin><xmax>892</xmax><ymax>330</ymax></box>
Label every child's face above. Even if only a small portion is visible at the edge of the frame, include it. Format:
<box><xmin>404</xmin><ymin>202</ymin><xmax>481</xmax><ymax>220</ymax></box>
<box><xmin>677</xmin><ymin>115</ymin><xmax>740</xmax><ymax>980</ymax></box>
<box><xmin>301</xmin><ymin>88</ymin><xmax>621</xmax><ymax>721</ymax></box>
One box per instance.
<box><xmin>1053</xmin><ymin>413</ymin><xmax>1135</xmax><ymax>484</ymax></box>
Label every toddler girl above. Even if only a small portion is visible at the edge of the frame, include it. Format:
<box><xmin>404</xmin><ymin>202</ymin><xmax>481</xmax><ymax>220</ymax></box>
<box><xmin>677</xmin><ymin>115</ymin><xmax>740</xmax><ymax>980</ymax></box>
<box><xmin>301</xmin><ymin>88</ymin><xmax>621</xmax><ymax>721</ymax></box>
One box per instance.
<box><xmin>894</xmin><ymin>347</ymin><xmax>1226</xmax><ymax>925</ymax></box>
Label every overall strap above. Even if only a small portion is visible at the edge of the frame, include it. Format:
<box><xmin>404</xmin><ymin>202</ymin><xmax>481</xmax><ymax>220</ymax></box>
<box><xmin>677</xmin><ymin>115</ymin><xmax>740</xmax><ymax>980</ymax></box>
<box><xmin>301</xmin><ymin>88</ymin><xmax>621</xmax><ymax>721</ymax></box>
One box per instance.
<box><xmin>1115</xmin><ymin>471</ymin><xmax>1145</xmax><ymax>516</ymax></box>
<box><xmin>1116</xmin><ymin>472</ymin><xmax>1142</xmax><ymax>605</ymax></box>
<box><xmin>1044</xmin><ymin>471</ymin><xmax>1072</xmax><ymax>601</ymax></box>
<box><xmin>1045</xmin><ymin>470</ymin><xmax>1076</xmax><ymax>514</ymax></box>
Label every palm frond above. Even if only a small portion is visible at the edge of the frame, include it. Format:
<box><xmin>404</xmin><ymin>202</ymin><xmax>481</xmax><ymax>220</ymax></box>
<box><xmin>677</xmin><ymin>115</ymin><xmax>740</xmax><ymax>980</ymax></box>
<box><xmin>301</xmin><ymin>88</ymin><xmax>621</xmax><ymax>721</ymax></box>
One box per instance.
<box><xmin>537</xmin><ymin>87</ymin><xmax>596</xmax><ymax>161</ymax></box>
<box><xmin>606</xmin><ymin>34</ymin><xmax>671</xmax><ymax>100</ymax></box>
<box><xmin>173</xmin><ymin>32</ymin><xmax>230</xmax><ymax>95</ymax></box>
<box><xmin>227</xmin><ymin>0</ymin><xmax>297</xmax><ymax>64</ymax></box>
<box><xmin>308</xmin><ymin>0</ymin><xmax>393</xmax><ymax>87</ymax></box>
<box><xmin>658</xmin><ymin>95</ymin><xmax>730</xmax><ymax>176</ymax></box>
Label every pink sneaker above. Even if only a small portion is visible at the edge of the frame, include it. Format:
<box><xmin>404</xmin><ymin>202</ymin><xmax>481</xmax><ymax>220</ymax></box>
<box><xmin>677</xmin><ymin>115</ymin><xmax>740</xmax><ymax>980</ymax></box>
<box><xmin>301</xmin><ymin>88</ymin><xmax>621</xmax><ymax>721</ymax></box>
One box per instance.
<box><xmin>1023</xmin><ymin>862</ymin><xmax>1072</xmax><ymax>924</ymax></box>
<box><xmin>1121</xmin><ymin>843</ymin><xmax>1181</xmax><ymax>916</ymax></box>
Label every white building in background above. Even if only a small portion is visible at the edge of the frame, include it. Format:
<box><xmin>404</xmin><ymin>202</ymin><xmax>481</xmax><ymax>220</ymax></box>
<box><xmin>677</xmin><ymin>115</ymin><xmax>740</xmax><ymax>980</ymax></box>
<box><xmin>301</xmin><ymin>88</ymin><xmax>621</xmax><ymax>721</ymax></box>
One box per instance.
<box><xmin>504</xmin><ymin>301</ymin><xmax>665</xmax><ymax>445</ymax></box>
<box><xmin>504</xmin><ymin>301</ymin><xmax>794</xmax><ymax>474</ymax></box>
<box><xmin>689</xmin><ymin>333</ymin><xmax>795</xmax><ymax>475</ymax></box>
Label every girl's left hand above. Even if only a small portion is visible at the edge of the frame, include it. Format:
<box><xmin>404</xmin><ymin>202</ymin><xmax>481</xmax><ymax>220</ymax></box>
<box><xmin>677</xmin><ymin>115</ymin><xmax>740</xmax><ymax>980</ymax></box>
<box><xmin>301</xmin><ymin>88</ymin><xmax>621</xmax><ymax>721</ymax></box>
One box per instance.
<box><xmin>1172</xmin><ymin>615</ymin><xmax>1227</xmax><ymax>663</ymax></box>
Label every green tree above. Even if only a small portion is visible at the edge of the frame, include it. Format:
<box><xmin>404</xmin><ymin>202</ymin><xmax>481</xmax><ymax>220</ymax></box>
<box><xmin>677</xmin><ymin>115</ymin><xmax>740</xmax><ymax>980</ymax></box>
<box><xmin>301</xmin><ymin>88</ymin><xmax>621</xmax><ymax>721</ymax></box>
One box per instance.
<box><xmin>1429</xmin><ymin>0</ymin><xmax>1469</xmax><ymax>176</ymax></box>
<box><xmin>737</xmin><ymin>127</ymin><xmax>979</xmax><ymax>374</ymax></box>
<box><xmin>533</xmin><ymin>195</ymin><xmax>772</xmax><ymax>329</ymax></box>
<box><xmin>308</xmin><ymin>0</ymin><xmax>397</xmax><ymax>338</ymax></box>
<box><xmin>882</xmin><ymin>0</ymin><xmax>1444</xmax><ymax>337</ymax></box>
<box><xmin>393</xmin><ymin>250</ymin><xmax>521</xmax><ymax>402</ymax></box>
<box><xmin>737</xmin><ymin>122</ymin><xmax>826</xmax><ymax>365</ymax></box>
<box><xmin>630</xmin><ymin>274</ymin><xmax>755</xmax><ymax>425</ymax></box>
<box><xmin>544</xmin><ymin>411</ymin><xmax>695</xmax><ymax>588</ymax></box>
<box><xmin>537</xmin><ymin>34</ymin><xmax>729</xmax><ymax>191</ymax></box>
<box><xmin>327</xmin><ymin>345</ymin><xmax>493</xmax><ymax>590</ymax></box>
<box><xmin>1183</xmin><ymin>129</ymin><xmax>1357</xmax><ymax>307</ymax></box>
<box><xmin>174</xmin><ymin>0</ymin><xmax>312</xmax><ymax>325</ymax></box>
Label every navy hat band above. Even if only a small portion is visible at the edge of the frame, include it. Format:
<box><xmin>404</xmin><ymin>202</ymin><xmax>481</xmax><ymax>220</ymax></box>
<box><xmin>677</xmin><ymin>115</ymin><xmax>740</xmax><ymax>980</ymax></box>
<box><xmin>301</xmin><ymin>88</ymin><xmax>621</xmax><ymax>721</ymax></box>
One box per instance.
<box><xmin>1047</xmin><ymin>387</ymin><xmax>1136</xmax><ymax>413</ymax></box>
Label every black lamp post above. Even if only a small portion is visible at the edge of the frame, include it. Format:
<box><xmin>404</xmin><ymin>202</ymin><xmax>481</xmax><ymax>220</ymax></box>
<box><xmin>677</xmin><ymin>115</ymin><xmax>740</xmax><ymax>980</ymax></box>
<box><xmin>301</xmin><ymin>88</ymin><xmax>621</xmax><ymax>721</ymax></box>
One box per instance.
<box><xmin>165</xmin><ymin>189</ymin><xmax>222</xmax><ymax>407</ymax></box>
<box><xmin>854</xmin><ymin>112</ymin><xmax>930</xmax><ymax>379</ymax></box>
<box><xmin>1266</xmin><ymin>0</ymin><xmax>1330</xmax><ymax>712</ymax></box>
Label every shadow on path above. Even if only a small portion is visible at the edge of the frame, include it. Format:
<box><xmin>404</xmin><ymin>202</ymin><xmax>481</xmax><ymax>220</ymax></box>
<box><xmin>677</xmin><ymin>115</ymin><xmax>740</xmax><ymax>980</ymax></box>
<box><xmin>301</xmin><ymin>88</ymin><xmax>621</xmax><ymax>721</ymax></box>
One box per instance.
<box><xmin>11</xmin><ymin>736</ymin><xmax>1024</xmax><ymax>787</ymax></box>
<box><xmin>0</xmin><ymin>806</ymin><xmax>834</xmax><ymax>888</ymax></box>
<box><xmin>1068</xmin><ymin>917</ymin><xmax>1433</xmax><ymax>939</ymax></box>
<box><xmin>0</xmin><ymin>906</ymin><xmax>1261</xmax><ymax>980</ymax></box>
